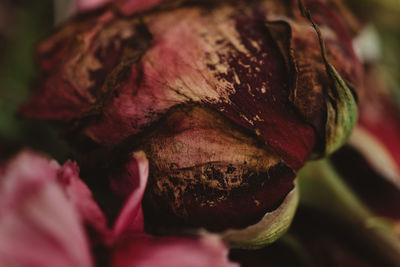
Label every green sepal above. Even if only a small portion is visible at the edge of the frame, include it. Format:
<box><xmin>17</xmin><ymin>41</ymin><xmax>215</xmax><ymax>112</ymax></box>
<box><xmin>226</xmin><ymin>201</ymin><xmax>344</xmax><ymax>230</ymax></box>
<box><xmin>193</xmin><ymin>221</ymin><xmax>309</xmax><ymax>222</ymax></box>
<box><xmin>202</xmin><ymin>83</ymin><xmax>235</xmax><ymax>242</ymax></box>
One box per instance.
<box><xmin>220</xmin><ymin>186</ymin><xmax>299</xmax><ymax>249</ymax></box>
<box><xmin>324</xmin><ymin>64</ymin><xmax>358</xmax><ymax>155</ymax></box>
<box><xmin>299</xmin><ymin>0</ymin><xmax>358</xmax><ymax>156</ymax></box>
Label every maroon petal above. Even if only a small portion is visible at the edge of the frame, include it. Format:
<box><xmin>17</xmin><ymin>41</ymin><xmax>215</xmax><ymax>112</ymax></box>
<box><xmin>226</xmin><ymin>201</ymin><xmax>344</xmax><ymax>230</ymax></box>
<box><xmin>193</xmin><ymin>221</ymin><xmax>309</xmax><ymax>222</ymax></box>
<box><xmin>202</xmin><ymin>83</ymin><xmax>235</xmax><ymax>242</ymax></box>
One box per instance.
<box><xmin>112</xmin><ymin>151</ymin><xmax>149</xmax><ymax>237</ymax></box>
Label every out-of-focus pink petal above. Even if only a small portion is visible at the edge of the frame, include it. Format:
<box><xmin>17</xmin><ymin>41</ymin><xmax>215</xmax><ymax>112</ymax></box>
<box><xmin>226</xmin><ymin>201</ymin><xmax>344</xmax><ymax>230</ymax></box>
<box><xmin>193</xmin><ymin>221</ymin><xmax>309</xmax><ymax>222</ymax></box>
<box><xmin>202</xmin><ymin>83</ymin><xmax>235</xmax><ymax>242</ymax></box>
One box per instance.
<box><xmin>75</xmin><ymin>0</ymin><xmax>111</xmax><ymax>12</ymax></box>
<box><xmin>349</xmin><ymin>127</ymin><xmax>400</xmax><ymax>189</ymax></box>
<box><xmin>114</xmin><ymin>0</ymin><xmax>169</xmax><ymax>15</ymax></box>
<box><xmin>350</xmin><ymin>67</ymin><xmax>400</xmax><ymax>187</ymax></box>
<box><xmin>112</xmin><ymin>235</ymin><xmax>239</xmax><ymax>267</ymax></box>
<box><xmin>57</xmin><ymin>160</ymin><xmax>108</xmax><ymax>237</ymax></box>
<box><xmin>112</xmin><ymin>151</ymin><xmax>148</xmax><ymax>237</ymax></box>
<box><xmin>331</xmin><ymin>67</ymin><xmax>400</xmax><ymax>220</ymax></box>
<box><xmin>0</xmin><ymin>151</ymin><xmax>93</xmax><ymax>267</ymax></box>
<box><xmin>74</xmin><ymin>0</ymin><xmax>170</xmax><ymax>15</ymax></box>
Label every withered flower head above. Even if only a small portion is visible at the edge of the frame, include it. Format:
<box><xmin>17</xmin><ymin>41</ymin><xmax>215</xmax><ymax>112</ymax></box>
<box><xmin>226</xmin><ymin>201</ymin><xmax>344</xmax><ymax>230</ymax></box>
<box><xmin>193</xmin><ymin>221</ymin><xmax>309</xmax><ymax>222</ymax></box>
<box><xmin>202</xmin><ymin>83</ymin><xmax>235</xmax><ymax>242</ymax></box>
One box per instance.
<box><xmin>21</xmin><ymin>0</ymin><xmax>362</xmax><ymax>247</ymax></box>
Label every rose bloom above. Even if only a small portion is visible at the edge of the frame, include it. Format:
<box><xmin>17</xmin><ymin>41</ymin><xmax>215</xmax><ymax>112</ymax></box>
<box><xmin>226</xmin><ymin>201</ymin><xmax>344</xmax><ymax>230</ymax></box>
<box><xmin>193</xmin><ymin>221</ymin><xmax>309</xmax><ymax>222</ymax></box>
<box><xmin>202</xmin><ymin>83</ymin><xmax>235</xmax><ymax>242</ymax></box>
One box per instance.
<box><xmin>21</xmin><ymin>0</ymin><xmax>362</xmax><ymax>248</ymax></box>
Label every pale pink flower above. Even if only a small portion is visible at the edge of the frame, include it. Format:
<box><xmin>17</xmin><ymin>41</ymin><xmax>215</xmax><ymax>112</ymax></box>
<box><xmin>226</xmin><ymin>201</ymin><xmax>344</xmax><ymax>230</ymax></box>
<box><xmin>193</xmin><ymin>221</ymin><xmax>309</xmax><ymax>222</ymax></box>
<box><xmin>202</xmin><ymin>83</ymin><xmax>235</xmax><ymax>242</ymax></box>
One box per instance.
<box><xmin>0</xmin><ymin>151</ymin><xmax>93</xmax><ymax>267</ymax></box>
<box><xmin>0</xmin><ymin>151</ymin><xmax>237</xmax><ymax>266</ymax></box>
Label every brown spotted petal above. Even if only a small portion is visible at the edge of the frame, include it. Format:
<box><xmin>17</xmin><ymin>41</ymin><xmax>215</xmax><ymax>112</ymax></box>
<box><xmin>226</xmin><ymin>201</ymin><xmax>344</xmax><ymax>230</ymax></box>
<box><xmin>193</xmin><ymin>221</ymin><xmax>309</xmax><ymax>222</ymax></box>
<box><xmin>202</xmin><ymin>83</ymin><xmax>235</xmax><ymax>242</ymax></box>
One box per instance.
<box><xmin>21</xmin><ymin>10</ymin><xmax>152</xmax><ymax>122</ymax></box>
<box><xmin>21</xmin><ymin>0</ymin><xmax>319</xmax><ymax>169</ymax></box>
<box><xmin>138</xmin><ymin>106</ymin><xmax>297</xmax><ymax>237</ymax></box>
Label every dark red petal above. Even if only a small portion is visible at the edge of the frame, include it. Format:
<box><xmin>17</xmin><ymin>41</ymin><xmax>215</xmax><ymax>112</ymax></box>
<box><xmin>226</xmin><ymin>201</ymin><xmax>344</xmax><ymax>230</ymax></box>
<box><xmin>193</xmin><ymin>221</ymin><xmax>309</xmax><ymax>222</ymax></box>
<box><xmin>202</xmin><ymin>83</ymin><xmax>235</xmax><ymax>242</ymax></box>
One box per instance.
<box><xmin>112</xmin><ymin>152</ymin><xmax>149</xmax><ymax>237</ymax></box>
<box><xmin>140</xmin><ymin>106</ymin><xmax>295</xmax><ymax>232</ymax></box>
<box><xmin>57</xmin><ymin>160</ymin><xmax>108</xmax><ymax>237</ymax></box>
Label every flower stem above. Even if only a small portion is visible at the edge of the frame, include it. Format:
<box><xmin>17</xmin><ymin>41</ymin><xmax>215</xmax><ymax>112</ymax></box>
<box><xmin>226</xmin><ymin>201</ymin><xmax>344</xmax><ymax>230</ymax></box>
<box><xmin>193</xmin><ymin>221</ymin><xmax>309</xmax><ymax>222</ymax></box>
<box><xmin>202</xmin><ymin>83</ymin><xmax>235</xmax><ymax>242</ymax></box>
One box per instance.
<box><xmin>298</xmin><ymin>159</ymin><xmax>400</xmax><ymax>267</ymax></box>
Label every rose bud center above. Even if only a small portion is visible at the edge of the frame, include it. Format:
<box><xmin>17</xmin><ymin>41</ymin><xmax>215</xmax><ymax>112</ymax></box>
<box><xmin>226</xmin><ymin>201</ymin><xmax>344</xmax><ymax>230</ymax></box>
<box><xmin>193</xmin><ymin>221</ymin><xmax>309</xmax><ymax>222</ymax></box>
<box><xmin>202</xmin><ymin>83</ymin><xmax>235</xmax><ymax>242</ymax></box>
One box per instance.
<box><xmin>139</xmin><ymin>106</ymin><xmax>295</xmax><ymax>232</ymax></box>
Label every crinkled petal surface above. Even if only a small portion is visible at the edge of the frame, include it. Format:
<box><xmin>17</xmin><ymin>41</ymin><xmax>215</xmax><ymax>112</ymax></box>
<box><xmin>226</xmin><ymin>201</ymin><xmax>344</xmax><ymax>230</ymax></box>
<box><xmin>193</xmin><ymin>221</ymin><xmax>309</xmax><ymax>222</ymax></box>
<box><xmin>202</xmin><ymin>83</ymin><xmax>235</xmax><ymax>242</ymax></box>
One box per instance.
<box><xmin>21</xmin><ymin>0</ymin><xmax>362</xmax><ymax>235</ymax></box>
<box><xmin>22</xmin><ymin>0</ymin><xmax>362</xmax><ymax>168</ymax></box>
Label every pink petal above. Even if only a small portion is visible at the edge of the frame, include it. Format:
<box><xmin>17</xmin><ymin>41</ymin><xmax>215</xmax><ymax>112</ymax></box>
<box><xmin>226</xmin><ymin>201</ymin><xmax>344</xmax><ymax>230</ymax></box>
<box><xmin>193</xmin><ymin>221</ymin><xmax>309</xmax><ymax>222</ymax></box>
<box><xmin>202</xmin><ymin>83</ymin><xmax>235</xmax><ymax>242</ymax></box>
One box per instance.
<box><xmin>112</xmin><ymin>235</ymin><xmax>239</xmax><ymax>267</ymax></box>
<box><xmin>0</xmin><ymin>151</ymin><xmax>93</xmax><ymax>267</ymax></box>
<box><xmin>75</xmin><ymin>0</ymin><xmax>170</xmax><ymax>14</ymax></box>
<box><xmin>114</xmin><ymin>0</ymin><xmax>170</xmax><ymax>15</ymax></box>
<box><xmin>112</xmin><ymin>151</ymin><xmax>149</xmax><ymax>237</ymax></box>
<box><xmin>346</xmin><ymin>66</ymin><xmax>400</xmax><ymax>194</ymax></box>
<box><xmin>356</xmin><ymin>68</ymin><xmax>400</xmax><ymax>177</ymax></box>
<box><xmin>57</xmin><ymin>160</ymin><xmax>108</xmax><ymax>237</ymax></box>
<box><xmin>75</xmin><ymin>0</ymin><xmax>111</xmax><ymax>12</ymax></box>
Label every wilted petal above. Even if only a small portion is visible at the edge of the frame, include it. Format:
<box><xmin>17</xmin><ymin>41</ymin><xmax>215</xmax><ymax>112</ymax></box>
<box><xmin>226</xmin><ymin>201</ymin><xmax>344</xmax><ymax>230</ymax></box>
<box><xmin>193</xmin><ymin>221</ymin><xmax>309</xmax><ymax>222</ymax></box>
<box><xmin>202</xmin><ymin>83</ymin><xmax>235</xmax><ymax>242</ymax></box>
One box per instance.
<box><xmin>141</xmin><ymin>106</ymin><xmax>296</xmax><ymax>234</ymax></box>
<box><xmin>112</xmin><ymin>235</ymin><xmax>239</xmax><ymax>267</ymax></box>
<box><xmin>112</xmin><ymin>151</ymin><xmax>149</xmax><ymax>237</ymax></box>
<box><xmin>22</xmin><ymin>0</ymin><xmax>362</xmax><ymax>169</ymax></box>
<box><xmin>115</xmin><ymin>0</ymin><xmax>171</xmax><ymax>15</ymax></box>
<box><xmin>57</xmin><ymin>160</ymin><xmax>108</xmax><ymax>237</ymax></box>
<box><xmin>75</xmin><ymin>0</ymin><xmax>110</xmax><ymax>12</ymax></box>
<box><xmin>75</xmin><ymin>0</ymin><xmax>170</xmax><ymax>14</ymax></box>
<box><xmin>21</xmin><ymin>1</ymin><xmax>318</xmax><ymax>169</ymax></box>
<box><xmin>0</xmin><ymin>151</ymin><xmax>93</xmax><ymax>267</ymax></box>
<box><xmin>274</xmin><ymin>0</ymin><xmax>360</xmax><ymax>156</ymax></box>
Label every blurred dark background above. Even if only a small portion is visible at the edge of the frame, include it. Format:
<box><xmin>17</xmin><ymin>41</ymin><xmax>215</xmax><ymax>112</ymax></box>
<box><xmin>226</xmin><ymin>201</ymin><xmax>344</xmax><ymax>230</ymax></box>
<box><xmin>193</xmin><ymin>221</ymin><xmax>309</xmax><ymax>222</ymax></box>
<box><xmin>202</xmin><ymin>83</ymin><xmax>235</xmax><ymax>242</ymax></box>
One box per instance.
<box><xmin>0</xmin><ymin>0</ymin><xmax>75</xmax><ymax>161</ymax></box>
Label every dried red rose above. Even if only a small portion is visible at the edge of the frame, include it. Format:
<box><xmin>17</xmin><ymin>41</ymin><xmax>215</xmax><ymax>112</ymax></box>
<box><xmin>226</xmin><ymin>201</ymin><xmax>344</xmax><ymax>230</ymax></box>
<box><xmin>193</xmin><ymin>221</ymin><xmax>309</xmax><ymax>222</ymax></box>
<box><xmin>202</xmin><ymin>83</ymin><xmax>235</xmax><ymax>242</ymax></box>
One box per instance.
<box><xmin>21</xmin><ymin>0</ymin><xmax>362</xmax><ymax>247</ymax></box>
